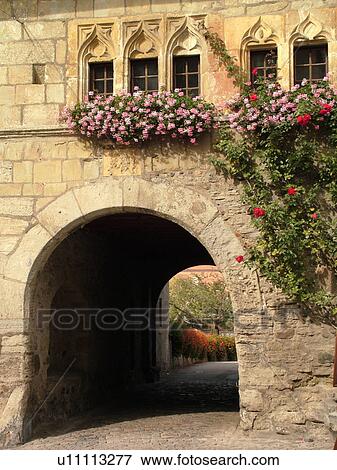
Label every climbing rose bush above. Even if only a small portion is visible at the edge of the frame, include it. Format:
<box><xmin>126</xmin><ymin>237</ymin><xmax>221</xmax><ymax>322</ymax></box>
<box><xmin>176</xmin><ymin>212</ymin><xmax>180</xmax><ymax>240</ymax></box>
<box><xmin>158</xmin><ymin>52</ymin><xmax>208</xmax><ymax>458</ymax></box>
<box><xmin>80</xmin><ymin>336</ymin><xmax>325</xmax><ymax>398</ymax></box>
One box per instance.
<box><xmin>201</xmin><ymin>27</ymin><xmax>337</xmax><ymax>324</ymax></box>
<box><xmin>214</xmin><ymin>76</ymin><xmax>337</xmax><ymax>323</ymax></box>
<box><xmin>63</xmin><ymin>89</ymin><xmax>217</xmax><ymax>145</ymax></box>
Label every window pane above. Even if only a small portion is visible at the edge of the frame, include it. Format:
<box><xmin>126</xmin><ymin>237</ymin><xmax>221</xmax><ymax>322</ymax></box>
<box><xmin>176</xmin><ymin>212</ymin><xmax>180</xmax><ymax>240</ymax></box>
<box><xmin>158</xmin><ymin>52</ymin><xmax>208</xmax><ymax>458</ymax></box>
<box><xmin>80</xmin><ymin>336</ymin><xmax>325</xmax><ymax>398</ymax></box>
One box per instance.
<box><xmin>188</xmin><ymin>74</ymin><xmax>198</xmax><ymax>88</ymax></box>
<box><xmin>147</xmin><ymin>76</ymin><xmax>158</xmax><ymax>91</ymax></box>
<box><xmin>312</xmin><ymin>64</ymin><xmax>326</xmax><ymax>79</ymax></box>
<box><xmin>251</xmin><ymin>49</ymin><xmax>277</xmax><ymax>82</ymax></box>
<box><xmin>311</xmin><ymin>47</ymin><xmax>327</xmax><ymax>64</ymax></box>
<box><xmin>295</xmin><ymin>65</ymin><xmax>309</xmax><ymax>81</ymax></box>
<box><xmin>187</xmin><ymin>56</ymin><xmax>199</xmax><ymax>73</ymax></box>
<box><xmin>106</xmin><ymin>80</ymin><xmax>113</xmax><ymax>94</ymax></box>
<box><xmin>94</xmin><ymin>80</ymin><xmax>104</xmax><ymax>94</ymax></box>
<box><xmin>132</xmin><ymin>61</ymin><xmax>145</xmax><ymax>77</ymax></box>
<box><xmin>147</xmin><ymin>59</ymin><xmax>158</xmax><ymax>76</ymax></box>
<box><xmin>133</xmin><ymin>77</ymin><xmax>145</xmax><ymax>90</ymax></box>
<box><xmin>251</xmin><ymin>51</ymin><xmax>265</xmax><ymax>68</ymax></box>
<box><xmin>89</xmin><ymin>62</ymin><xmax>114</xmax><ymax>96</ymax></box>
<box><xmin>174</xmin><ymin>57</ymin><xmax>185</xmax><ymax>74</ymax></box>
<box><xmin>106</xmin><ymin>64</ymin><xmax>113</xmax><ymax>79</ymax></box>
<box><xmin>189</xmin><ymin>88</ymin><xmax>199</xmax><ymax>98</ymax></box>
<box><xmin>94</xmin><ymin>64</ymin><xmax>105</xmax><ymax>79</ymax></box>
<box><xmin>295</xmin><ymin>48</ymin><xmax>310</xmax><ymax>65</ymax></box>
<box><xmin>255</xmin><ymin>68</ymin><xmax>264</xmax><ymax>78</ymax></box>
<box><xmin>266</xmin><ymin>68</ymin><xmax>277</xmax><ymax>78</ymax></box>
<box><xmin>175</xmin><ymin>74</ymin><xmax>186</xmax><ymax>89</ymax></box>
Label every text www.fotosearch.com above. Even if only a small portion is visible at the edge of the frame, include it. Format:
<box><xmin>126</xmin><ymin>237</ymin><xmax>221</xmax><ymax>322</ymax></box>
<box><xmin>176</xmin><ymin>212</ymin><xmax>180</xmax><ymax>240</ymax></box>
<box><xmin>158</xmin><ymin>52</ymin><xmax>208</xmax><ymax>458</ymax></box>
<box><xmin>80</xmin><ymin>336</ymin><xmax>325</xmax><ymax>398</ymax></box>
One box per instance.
<box><xmin>140</xmin><ymin>453</ymin><xmax>280</xmax><ymax>466</ymax></box>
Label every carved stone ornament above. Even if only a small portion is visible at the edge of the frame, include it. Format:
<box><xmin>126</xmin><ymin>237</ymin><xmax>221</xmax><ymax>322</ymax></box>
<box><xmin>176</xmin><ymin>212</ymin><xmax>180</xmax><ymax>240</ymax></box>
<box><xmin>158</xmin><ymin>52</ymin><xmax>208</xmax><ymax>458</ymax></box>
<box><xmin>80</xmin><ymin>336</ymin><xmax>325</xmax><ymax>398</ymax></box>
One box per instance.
<box><xmin>123</xmin><ymin>19</ymin><xmax>162</xmax><ymax>58</ymax></box>
<box><xmin>290</xmin><ymin>14</ymin><xmax>332</xmax><ymax>42</ymax></box>
<box><xmin>166</xmin><ymin>15</ymin><xmax>206</xmax><ymax>55</ymax></box>
<box><xmin>242</xmin><ymin>17</ymin><xmax>279</xmax><ymax>48</ymax></box>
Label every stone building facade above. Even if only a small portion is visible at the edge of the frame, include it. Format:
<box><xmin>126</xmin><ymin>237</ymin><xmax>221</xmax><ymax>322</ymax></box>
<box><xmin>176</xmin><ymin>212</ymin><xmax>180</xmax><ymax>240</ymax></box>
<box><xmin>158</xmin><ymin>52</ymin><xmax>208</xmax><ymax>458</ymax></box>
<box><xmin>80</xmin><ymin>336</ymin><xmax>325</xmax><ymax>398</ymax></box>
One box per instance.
<box><xmin>0</xmin><ymin>0</ymin><xmax>336</xmax><ymax>447</ymax></box>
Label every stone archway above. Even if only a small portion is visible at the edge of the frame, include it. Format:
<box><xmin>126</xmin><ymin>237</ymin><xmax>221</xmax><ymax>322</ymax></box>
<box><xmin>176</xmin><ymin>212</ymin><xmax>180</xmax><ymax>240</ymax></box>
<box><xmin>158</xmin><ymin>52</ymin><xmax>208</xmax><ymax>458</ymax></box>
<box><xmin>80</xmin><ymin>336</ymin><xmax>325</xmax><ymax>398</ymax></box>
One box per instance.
<box><xmin>0</xmin><ymin>176</ymin><xmax>263</xmax><ymax>446</ymax></box>
<box><xmin>1</xmin><ymin>176</ymin><xmax>335</xmax><ymax>448</ymax></box>
<box><xmin>29</xmin><ymin>211</ymin><xmax>221</xmax><ymax>425</ymax></box>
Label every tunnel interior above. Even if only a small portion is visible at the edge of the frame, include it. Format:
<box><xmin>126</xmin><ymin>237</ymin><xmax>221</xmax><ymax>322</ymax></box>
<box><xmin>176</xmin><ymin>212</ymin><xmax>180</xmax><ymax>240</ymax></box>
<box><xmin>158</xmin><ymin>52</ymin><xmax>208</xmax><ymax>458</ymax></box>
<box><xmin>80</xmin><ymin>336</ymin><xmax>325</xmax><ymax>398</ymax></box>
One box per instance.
<box><xmin>31</xmin><ymin>212</ymin><xmax>215</xmax><ymax>423</ymax></box>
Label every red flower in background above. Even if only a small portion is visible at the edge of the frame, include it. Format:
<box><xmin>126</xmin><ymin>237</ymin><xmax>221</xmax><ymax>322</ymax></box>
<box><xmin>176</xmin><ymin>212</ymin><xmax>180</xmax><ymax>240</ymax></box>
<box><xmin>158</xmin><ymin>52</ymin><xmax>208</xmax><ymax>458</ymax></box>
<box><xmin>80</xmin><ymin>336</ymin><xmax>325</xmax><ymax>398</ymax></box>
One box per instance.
<box><xmin>287</xmin><ymin>187</ymin><xmax>297</xmax><ymax>195</ymax></box>
<box><xmin>311</xmin><ymin>212</ymin><xmax>318</xmax><ymax>220</ymax></box>
<box><xmin>252</xmin><ymin>67</ymin><xmax>258</xmax><ymax>76</ymax></box>
<box><xmin>250</xmin><ymin>93</ymin><xmax>258</xmax><ymax>101</ymax></box>
<box><xmin>235</xmin><ymin>255</ymin><xmax>244</xmax><ymax>263</ymax></box>
<box><xmin>253</xmin><ymin>207</ymin><xmax>266</xmax><ymax>218</ymax></box>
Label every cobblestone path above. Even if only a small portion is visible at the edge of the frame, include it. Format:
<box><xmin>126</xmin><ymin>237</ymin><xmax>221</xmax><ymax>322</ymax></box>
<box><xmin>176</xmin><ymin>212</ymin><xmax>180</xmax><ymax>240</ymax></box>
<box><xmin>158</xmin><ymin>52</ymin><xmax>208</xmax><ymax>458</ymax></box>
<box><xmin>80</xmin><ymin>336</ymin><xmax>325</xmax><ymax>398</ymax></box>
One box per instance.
<box><xmin>18</xmin><ymin>362</ymin><xmax>333</xmax><ymax>450</ymax></box>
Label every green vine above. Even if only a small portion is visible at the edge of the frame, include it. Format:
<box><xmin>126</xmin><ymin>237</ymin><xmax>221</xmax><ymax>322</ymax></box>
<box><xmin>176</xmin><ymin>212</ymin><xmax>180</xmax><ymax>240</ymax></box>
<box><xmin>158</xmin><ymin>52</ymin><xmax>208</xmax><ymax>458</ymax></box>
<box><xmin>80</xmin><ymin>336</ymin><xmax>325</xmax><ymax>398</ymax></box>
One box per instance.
<box><xmin>203</xmin><ymin>29</ymin><xmax>337</xmax><ymax>325</ymax></box>
<box><xmin>202</xmin><ymin>28</ymin><xmax>247</xmax><ymax>89</ymax></box>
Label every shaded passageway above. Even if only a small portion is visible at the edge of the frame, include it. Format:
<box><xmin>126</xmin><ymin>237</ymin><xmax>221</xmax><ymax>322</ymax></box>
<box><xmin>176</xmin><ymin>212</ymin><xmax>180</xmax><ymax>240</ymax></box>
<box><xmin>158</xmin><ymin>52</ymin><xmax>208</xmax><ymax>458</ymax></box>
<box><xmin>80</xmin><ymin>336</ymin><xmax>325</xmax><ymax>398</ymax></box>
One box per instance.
<box><xmin>21</xmin><ymin>362</ymin><xmax>240</xmax><ymax>449</ymax></box>
<box><xmin>29</xmin><ymin>212</ymin><xmax>220</xmax><ymax>429</ymax></box>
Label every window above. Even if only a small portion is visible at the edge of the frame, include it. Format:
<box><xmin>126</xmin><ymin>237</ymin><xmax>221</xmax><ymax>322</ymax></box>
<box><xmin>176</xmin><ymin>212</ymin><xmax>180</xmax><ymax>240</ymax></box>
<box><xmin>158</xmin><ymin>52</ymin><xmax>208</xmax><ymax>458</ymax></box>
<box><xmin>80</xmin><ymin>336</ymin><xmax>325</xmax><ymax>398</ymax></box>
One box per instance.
<box><xmin>130</xmin><ymin>59</ymin><xmax>158</xmax><ymax>93</ymax></box>
<box><xmin>250</xmin><ymin>49</ymin><xmax>277</xmax><ymax>82</ymax></box>
<box><xmin>89</xmin><ymin>61</ymin><xmax>114</xmax><ymax>97</ymax></box>
<box><xmin>173</xmin><ymin>55</ymin><xmax>200</xmax><ymax>97</ymax></box>
<box><xmin>33</xmin><ymin>64</ymin><xmax>46</xmax><ymax>84</ymax></box>
<box><xmin>294</xmin><ymin>44</ymin><xmax>328</xmax><ymax>84</ymax></box>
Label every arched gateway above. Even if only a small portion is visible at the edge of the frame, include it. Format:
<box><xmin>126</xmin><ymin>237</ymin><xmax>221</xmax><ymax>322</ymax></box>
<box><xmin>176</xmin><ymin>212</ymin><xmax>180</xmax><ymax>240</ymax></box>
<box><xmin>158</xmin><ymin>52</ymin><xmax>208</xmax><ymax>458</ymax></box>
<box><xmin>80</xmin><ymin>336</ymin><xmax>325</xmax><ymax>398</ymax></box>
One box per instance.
<box><xmin>0</xmin><ymin>176</ymin><xmax>335</xmax><ymax>447</ymax></box>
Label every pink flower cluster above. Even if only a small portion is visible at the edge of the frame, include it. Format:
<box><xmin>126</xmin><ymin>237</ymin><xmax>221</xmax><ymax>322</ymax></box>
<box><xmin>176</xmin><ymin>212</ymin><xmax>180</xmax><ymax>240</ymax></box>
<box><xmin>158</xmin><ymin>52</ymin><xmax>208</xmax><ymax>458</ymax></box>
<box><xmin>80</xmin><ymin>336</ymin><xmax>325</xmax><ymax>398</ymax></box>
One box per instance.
<box><xmin>63</xmin><ymin>89</ymin><xmax>217</xmax><ymax>145</ymax></box>
<box><xmin>226</xmin><ymin>77</ymin><xmax>336</xmax><ymax>134</ymax></box>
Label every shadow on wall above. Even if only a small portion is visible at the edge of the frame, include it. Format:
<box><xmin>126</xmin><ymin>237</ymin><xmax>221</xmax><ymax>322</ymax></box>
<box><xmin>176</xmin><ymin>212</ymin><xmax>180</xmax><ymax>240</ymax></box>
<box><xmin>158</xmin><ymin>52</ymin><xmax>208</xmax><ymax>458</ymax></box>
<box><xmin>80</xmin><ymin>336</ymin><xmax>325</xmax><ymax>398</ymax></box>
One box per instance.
<box><xmin>3</xmin><ymin>0</ymin><xmax>212</xmax><ymax>19</ymax></box>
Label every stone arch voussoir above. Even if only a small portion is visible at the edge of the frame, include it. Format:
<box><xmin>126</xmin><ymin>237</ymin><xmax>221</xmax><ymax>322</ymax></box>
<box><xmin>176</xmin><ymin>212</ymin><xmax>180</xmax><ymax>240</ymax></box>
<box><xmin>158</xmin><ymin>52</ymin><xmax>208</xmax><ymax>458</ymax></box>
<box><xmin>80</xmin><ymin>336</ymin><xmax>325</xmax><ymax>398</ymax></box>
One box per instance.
<box><xmin>4</xmin><ymin>177</ymin><xmax>259</xmax><ymax>312</ymax></box>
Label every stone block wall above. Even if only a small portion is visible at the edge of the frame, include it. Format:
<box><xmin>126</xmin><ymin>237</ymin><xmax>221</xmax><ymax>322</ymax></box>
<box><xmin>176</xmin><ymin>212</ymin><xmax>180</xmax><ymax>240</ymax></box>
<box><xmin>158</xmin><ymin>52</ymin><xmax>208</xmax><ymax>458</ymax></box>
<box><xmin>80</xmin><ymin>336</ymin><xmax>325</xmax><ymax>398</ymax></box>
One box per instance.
<box><xmin>0</xmin><ymin>0</ymin><xmax>336</xmax><ymax>447</ymax></box>
<box><xmin>1</xmin><ymin>1</ymin><xmax>337</xmax><ymax>126</ymax></box>
<box><xmin>0</xmin><ymin>136</ymin><xmax>335</xmax><ymax>447</ymax></box>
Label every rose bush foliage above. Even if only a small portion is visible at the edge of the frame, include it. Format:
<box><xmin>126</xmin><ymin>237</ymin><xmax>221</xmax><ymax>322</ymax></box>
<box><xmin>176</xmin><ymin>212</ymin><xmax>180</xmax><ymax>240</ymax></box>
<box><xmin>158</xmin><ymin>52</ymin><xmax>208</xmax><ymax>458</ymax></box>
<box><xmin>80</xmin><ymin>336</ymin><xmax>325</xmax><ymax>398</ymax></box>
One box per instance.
<box><xmin>214</xmin><ymin>76</ymin><xmax>337</xmax><ymax>323</ymax></box>
<box><xmin>203</xmin><ymin>24</ymin><xmax>337</xmax><ymax>324</ymax></box>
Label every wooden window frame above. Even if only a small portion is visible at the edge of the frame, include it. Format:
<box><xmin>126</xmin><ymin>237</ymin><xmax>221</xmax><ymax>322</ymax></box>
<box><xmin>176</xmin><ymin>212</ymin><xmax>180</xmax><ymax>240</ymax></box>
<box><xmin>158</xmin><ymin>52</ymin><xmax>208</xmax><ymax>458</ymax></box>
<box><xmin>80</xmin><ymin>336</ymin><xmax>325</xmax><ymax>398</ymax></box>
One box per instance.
<box><xmin>173</xmin><ymin>55</ymin><xmax>200</xmax><ymax>97</ymax></box>
<box><xmin>293</xmin><ymin>43</ymin><xmax>328</xmax><ymax>84</ymax></box>
<box><xmin>89</xmin><ymin>61</ymin><xmax>114</xmax><ymax>97</ymax></box>
<box><xmin>130</xmin><ymin>58</ymin><xmax>159</xmax><ymax>93</ymax></box>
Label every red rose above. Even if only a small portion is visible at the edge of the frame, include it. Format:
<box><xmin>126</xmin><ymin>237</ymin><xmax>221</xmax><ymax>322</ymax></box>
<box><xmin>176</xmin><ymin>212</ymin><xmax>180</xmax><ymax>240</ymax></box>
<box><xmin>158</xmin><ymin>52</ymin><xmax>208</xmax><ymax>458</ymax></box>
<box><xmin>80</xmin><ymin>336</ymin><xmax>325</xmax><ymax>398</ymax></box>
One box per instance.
<box><xmin>311</xmin><ymin>212</ymin><xmax>318</xmax><ymax>220</ymax></box>
<box><xmin>319</xmin><ymin>104</ymin><xmax>332</xmax><ymax>115</ymax></box>
<box><xmin>252</xmin><ymin>67</ymin><xmax>258</xmax><ymax>77</ymax></box>
<box><xmin>235</xmin><ymin>255</ymin><xmax>244</xmax><ymax>263</ymax></box>
<box><xmin>250</xmin><ymin>94</ymin><xmax>258</xmax><ymax>101</ymax></box>
<box><xmin>297</xmin><ymin>114</ymin><xmax>311</xmax><ymax>126</ymax></box>
<box><xmin>253</xmin><ymin>207</ymin><xmax>266</xmax><ymax>218</ymax></box>
<box><xmin>287</xmin><ymin>187</ymin><xmax>297</xmax><ymax>195</ymax></box>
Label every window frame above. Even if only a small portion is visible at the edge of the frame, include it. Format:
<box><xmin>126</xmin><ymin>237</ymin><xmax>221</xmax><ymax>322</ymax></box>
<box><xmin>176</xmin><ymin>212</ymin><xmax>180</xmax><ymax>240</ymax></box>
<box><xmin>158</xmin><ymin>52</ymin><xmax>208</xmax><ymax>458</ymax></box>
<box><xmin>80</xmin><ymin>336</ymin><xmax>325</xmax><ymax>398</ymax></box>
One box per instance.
<box><xmin>249</xmin><ymin>47</ymin><xmax>278</xmax><ymax>83</ymax></box>
<box><xmin>173</xmin><ymin>54</ymin><xmax>201</xmax><ymax>97</ymax></box>
<box><xmin>88</xmin><ymin>61</ymin><xmax>114</xmax><ymax>98</ymax></box>
<box><xmin>293</xmin><ymin>42</ymin><xmax>328</xmax><ymax>84</ymax></box>
<box><xmin>130</xmin><ymin>58</ymin><xmax>159</xmax><ymax>93</ymax></box>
